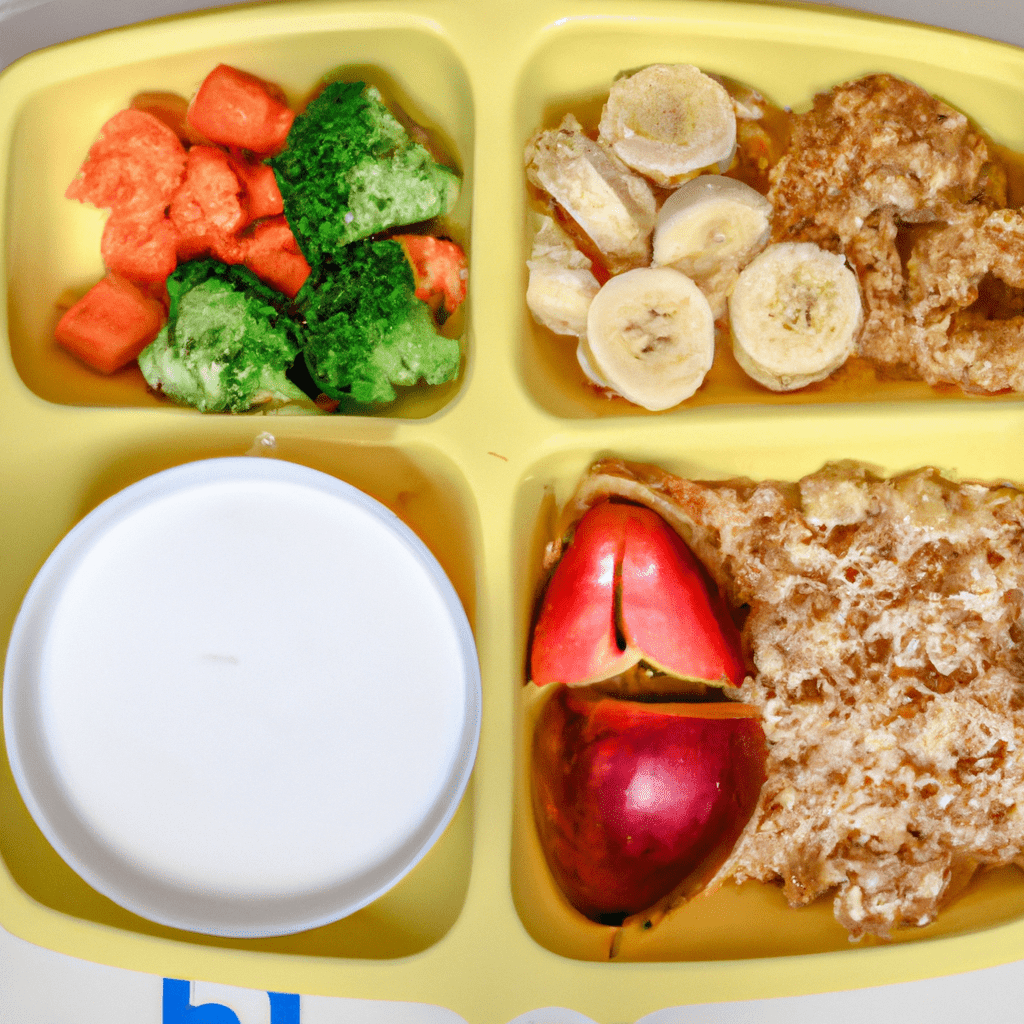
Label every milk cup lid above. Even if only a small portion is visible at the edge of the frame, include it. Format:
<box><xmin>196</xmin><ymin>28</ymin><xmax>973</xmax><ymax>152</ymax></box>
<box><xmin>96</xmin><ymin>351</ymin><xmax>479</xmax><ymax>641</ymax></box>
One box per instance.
<box><xmin>3</xmin><ymin>457</ymin><xmax>481</xmax><ymax>937</ymax></box>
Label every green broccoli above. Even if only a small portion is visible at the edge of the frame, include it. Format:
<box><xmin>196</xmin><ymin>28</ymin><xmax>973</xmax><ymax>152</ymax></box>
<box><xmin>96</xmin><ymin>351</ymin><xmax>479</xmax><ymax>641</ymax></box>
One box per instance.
<box><xmin>297</xmin><ymin>238</ymin><xmax>460</xmax><ymax>405</ymax></box>
<box><xmin>270</xmin><ymin>81</ymin><xmax>460</xmax><ymax>265</ymax></box>
<box><xmin>138</xmin><ymin>260</ymin><xmax>310</xmax><ymax>413</ymax></box>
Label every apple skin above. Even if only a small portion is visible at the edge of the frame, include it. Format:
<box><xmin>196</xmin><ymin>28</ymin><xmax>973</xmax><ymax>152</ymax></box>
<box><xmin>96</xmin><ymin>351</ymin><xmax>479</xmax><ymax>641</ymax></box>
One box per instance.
<box><xmin>529</xmin><ymin>500</ymin><xmax>745</xmax><ymax>689</ymax></box>
<box><xmin>531</xmin><ymin>686</ymin><xmax>767</xmax><ymax>923</ymax></box>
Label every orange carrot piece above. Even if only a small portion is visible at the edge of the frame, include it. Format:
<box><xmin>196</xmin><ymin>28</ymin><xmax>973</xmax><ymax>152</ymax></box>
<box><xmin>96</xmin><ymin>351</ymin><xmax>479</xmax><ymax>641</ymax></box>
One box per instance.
<box><xmin>101</xmin><ymin>214</ymin><xmax>179</xmax><ymax>284</ymax></box>
<box><xmin>186</xmin><ymin>64</ymin><xmax>294</xmax><ymax>155</ymax></box>
<box><xmin>167</xmin><ymin>145</ymin><xmax>247</xmax><ymax>263</ymax></box>
<box><xmin>55</xmin><ymin>275</ymin><xmax>166</xmax><ymax>374</ymax></box>
<box><xmin>65</xmin><ymin>109</ymin><xmax>187</xmax><ymax>217</ymax></box>
<box><xmin>393</xmin><ymin>234</ymin><xmax>468</xmax><ymax>314</ymax></box>
<box><xmin>241</xmin><ymin>216</ymin><xmax>311</xmax><ymax>297</ymax></box>
<box><xmin>229</xmin><ymin>155</ymin><xmax>284</xmax><ymax>224</ymax></box>
<box><xmin>169</xmin><ymin>145</ymin><xmax>246</xmax><ymax>236</ymax></box>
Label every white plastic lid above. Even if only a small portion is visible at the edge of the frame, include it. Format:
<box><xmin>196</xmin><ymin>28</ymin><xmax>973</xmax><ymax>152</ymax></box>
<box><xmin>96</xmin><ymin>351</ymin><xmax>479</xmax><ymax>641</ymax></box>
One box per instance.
<box><xmin>3</xmin><ymin>457</ymin><xmax>481</xmax><ymax>937</ymax></box>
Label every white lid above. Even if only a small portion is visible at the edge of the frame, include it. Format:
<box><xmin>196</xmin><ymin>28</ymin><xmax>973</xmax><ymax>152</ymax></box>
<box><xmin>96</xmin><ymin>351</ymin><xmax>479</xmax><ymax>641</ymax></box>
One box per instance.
<box><xmin>3</xmin><ymin>457</ymin><xmax>481</xmax><ymax>937</ymax></box>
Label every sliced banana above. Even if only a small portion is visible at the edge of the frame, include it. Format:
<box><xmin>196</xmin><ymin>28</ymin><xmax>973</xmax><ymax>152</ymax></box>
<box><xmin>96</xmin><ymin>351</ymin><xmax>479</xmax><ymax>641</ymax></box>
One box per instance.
<box><xmin>525</xmin><ymin>113</ymin><xmax>656</xmax><ymax>268</ymax></box>
<box><xmin>729</xmin><ymin>241</ymin><xmax>863</xmax><ymax>391</ymax></box>
<box><xmin>528</xmin><ymin>215</ymin><xmax>593</xmax><ymax>271</ymax></box>
<box><xmin>653</xmin><ymin>174</ymin><xmax>771</xmax><ymax>277</ymax></box>
<box><xmin>526</xmin><ymin>217</ymin><xmax>601</xmax><ymax>336</ymax></box>
<box><xmin>598</xmin><ymin>65</ymin><xmax>737</xmax><ymax>187</ymax></box>
<box><xmin>584</xmin><ymin>266</ymin><xmax>715</xmax><ymax>410</ymax></box>
<box><xmin>575</xmin><ymin>339</ymin><xmax>614</xmax><ymax>391</ymax></box>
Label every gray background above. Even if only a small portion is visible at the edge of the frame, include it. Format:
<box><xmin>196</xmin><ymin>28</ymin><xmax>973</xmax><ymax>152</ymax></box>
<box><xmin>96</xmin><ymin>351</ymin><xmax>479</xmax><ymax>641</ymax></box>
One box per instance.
<box><xmin>3</xmin><ymin>0</ymin><xmax>1024</xmax><ymax>70</ymax></box>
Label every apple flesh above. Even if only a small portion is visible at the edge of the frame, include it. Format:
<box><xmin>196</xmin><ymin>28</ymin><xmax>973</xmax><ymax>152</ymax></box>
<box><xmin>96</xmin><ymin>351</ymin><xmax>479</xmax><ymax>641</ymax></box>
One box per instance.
<box><xmin>529</xmin><ymin>500</ymin><xmax>745</xmax><ymax>689</ymax></box>
<box><xmin>531</xmin><ymin>686</ymin><xmax>767</xmax><ymax>923</ymax></box>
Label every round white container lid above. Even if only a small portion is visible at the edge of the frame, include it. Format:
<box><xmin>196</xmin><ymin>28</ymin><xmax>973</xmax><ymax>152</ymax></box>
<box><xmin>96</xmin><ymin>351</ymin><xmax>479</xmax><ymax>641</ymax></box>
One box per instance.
<box><xmin>3</xmin><ymin>457</ymin><xmax>481</xmax><ymax>937</ymax></box>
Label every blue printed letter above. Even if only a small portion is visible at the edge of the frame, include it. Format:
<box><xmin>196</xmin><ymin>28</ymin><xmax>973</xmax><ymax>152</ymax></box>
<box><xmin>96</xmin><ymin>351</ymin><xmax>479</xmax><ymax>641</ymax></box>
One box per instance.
<box><xmin>269</xmin><ymin>993</ymin><xmax>300</xmax><ymax>1024</ymax></box>
<box><xmin>162</xmin><ymin>979</ymin><xmax>241</xmax><ymax>1024</ymax></box>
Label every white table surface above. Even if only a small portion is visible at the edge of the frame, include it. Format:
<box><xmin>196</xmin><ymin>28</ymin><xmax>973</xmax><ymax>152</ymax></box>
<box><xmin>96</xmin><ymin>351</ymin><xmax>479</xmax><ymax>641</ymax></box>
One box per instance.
<box><xmin>3</xmin><ymin>1</ymin><xmax>1024</xmax><ymax>1021</ymax></box>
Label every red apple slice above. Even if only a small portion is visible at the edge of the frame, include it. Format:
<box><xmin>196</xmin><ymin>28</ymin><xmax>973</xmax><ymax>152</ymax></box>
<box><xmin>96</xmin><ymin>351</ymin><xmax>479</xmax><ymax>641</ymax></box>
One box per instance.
<box><xmin>531</xmin><ymin>687</ymin><xmax>767</xmax><ymax>922</ymax></box>
<box><xmin>529</xmin><ymin>500</ymin><xmax>744</xmax><ymax>688</ymax></box>
<box><xmin>529</xmin><ymin>499</ymin><xmax>625</xmax><ymax>686</ymax></box>
<box><xmin>619</xmin><ymin>503</ymin><xmax>745</xmax><ymax>687</ymax></box>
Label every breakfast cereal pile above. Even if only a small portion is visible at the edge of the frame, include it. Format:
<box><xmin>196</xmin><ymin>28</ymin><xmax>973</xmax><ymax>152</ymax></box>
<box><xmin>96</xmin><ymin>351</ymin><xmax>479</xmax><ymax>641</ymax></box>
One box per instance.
<box><xmin>771</xmin><ymin>73</ymin><xmax>1024</xmax><ymax>395</ymax></box>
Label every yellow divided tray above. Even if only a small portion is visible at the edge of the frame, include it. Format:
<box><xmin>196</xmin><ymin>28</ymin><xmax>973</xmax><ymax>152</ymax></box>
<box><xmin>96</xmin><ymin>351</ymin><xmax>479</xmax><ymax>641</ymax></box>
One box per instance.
<box><xmin>3</xmin><ymin>0</ymin><xmax>1024</xmax><ymax>1020</ymax></box>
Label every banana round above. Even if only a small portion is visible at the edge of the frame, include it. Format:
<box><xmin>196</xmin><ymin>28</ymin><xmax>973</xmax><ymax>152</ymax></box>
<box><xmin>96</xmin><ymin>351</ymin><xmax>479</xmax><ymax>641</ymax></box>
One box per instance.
<box><xmin>526</xmin><ymin>217</ymin><xmax>600</xmax><ymax>337</ymax></box>
<box><xmin>729</xmin><ymin>242</ymin><xmax>863</xmax><ymax>392</ymax></box>
<box><xmin>653</xmin><ymin>175</ymin><xmax>772</xmax><ymax>277</ymax></box>
<box><xmin>598</xmin><ymin>65</ymin><xmax>737</xmax><ymax>187</ymax></box>
<box><xmin>575</xmin><ymin>340</ymin><xmax>613</xmax><ymax>391</ymax></box>
<box><xmin>584</xmin><ymin>266</ymin><xmax>715</xmax><ymax>410</ymax></box>
<box><xmin>527</xmin><ymin>266</ymin><xmax>601</xmax><ymax>337</ymax></box>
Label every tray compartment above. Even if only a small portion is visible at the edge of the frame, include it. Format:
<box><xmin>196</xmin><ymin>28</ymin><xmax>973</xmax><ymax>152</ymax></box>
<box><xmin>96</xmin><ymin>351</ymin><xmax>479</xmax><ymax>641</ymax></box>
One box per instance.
<box><xmin>509</xmin><ymin>410</ymin><xmax>1024</xmax><ymax>960</ymax></box>
<box><xmin>514</xmin><ymin>13</ymin><xmax>1024</xmax><ymax>418</ymax></box>
<box><xmin>3</xmin><ymin>19</ymin><xmax>472</xmax><ymax>418</ymax></box>
<box><xmin>0</xmin><ymin>425</ymin><xmax>481</xmax><ymax>958</ymax></box>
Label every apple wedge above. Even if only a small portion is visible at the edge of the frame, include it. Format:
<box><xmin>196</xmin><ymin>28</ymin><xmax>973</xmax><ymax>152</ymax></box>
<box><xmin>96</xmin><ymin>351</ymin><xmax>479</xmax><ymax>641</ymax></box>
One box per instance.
<box><xmin>531</xmin><ymin>686</ymin><xmax>767</xmax><ymax>923</ymax></box>
<box><xmin>529</xmin><ymin>500</ymin><xmax>745</xmax><ymax>689</ymax></box>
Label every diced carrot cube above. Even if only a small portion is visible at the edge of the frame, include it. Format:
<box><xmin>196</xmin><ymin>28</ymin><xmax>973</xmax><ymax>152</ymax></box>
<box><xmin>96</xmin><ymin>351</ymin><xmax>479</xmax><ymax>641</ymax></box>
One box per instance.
<box><xmin>167</xmin><ymin>145</ymin><xmax>247</xmax><ymax>263</ymax></box>
<box><xmin>393</xmin><ymin>234</ymin><xmax>468</xmax><ymax>314</ymax></box>
<box><xmin>101</xmin><ymin>214</ymin><xmax>179</xmax><ymax>284</ymax></box>
<box><xmin>169</xmin><ymin>145</ymin><xmax>246</xmax><ymax>237</ymax></box>
<box><xmin>228</xmin><ymin>155</ymin><xmax>284</xmax><ymax>224</ymax></box>
<box><xmin>186</xmin><ymin>64</ymin><xmax>294</xmax><ymax>155</ymax></box>
<box><xmin>65</xmin><ymin>109</ymin><xmax>187</xmax><ymax>216</ymax></box>
<box><xmin>55</xmin><ymin>274</ymin><xmax>166</xmax><ymax>374</ymax></box>
<box><xmin>241</xmin><ymin>216</ymin><xmax>311</xmax><ymax>297</ymax></box>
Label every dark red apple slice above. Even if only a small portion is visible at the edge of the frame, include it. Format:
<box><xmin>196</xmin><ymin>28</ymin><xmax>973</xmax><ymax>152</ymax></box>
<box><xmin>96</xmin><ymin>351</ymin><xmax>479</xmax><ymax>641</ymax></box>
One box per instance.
<box><xmin>530</xmin><ymin>500</ymin><xmax>744</xmax><ymax>688</ymax></box>
<box><xmin>531</xmin><ymin>687</ymin><xmax>766</xmax><ymax>923</ymax></box>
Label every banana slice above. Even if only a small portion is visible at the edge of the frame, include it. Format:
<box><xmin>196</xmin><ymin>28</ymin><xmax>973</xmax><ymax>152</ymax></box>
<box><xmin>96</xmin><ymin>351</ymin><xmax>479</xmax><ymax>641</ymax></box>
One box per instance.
<box><xmin>526</xmin><ymin>217</ymin><xmax>601</xmax><ymax>336</ymax></box>
<box><xmin>525</xmin><ymin>113</ymin><xmax>656</xmax><ymax>268</ymax></box>
<box><xmin>575</xmin><ymin>339</ymin><xmax>614</xmax><ymax>391</ymax></box>
<box><xmin>598</xmin><ymin>65</ymin><xmax>737</xmax><ymax>187</ymax></box>
<box><xmin>584</xmin><ymin>266</ymin><xmax>715</xmax><ymax>410</ymax></box>
<box><xmin>653</xmin><ymin>174</ymin><xmax>771</xmax><ymax>277</ymax></box>
<box><xmin>729</xmin><ymin>242</ymin><xmax>863</xmax><ymax>391</ymax></box>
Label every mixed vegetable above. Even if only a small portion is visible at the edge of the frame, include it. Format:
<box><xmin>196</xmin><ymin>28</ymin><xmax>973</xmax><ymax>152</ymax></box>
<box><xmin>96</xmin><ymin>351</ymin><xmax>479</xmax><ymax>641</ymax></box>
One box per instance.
<box><xmin>56</xmin><ymin>64</ymin><xmax>467</xmax><ymax>413</ymax></box>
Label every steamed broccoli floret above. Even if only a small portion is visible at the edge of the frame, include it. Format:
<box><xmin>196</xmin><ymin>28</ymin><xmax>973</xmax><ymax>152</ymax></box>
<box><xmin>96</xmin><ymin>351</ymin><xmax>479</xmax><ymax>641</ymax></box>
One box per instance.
<box><xmin>138</xmin><ymin>260</ymin><xmax>309</xmax><ymax>413</ymax></box>
<box><xmin>270</xmin><ymin>81</ymin><xmax>460</xmax><ymax>265</ymax></box>
<box><xmin>298</xmin><ymin>238</ymin><xmax>460</xmax><ymax>405</ymax></box>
